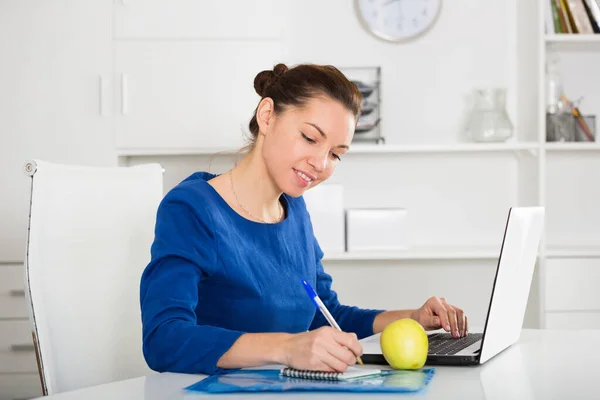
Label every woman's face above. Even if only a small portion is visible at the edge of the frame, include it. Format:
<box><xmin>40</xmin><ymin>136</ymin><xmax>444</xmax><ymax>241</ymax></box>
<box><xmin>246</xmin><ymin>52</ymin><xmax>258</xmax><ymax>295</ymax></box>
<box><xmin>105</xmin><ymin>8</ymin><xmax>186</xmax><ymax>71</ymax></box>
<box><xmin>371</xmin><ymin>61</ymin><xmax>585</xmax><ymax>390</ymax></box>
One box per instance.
<box><xmin>259</xmin><ymin>96</ymin><xmax>355</xmax><ymax>197</ymax></box>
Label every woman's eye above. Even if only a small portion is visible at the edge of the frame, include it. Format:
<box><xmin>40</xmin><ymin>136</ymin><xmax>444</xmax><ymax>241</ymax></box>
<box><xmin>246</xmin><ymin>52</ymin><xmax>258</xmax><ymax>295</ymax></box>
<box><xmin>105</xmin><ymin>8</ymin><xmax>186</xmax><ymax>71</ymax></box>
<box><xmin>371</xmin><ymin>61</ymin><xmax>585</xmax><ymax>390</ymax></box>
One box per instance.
<box><xmin>302</xmin><ymin>132</ymin><xmax>341</xmax><ymax>161</ymax></box>
<box><xmin>301</xmin><ymin>133</ymin><xmax>316</xmax><ymax>143</ymax></box>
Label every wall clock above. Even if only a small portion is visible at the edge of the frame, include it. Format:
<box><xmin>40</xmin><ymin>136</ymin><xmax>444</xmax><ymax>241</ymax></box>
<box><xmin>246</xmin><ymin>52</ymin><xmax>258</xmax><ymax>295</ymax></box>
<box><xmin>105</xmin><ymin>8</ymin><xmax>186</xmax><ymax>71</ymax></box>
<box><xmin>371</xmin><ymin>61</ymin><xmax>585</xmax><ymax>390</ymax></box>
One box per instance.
<box><xmin>354</xmin><ymin>0</ymin><xmax>442</xmax><ymax>42</ymax></box>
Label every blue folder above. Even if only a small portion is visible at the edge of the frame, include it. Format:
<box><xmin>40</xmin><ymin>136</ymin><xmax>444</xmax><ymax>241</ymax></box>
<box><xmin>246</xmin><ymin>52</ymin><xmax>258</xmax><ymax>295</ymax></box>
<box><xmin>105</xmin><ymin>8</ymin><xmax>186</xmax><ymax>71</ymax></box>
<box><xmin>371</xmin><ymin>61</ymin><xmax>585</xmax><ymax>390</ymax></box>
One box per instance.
<box><xmin>184</xmin><ymin>368</ymin><xmax>435</xmax><ymax>394</ymax></box>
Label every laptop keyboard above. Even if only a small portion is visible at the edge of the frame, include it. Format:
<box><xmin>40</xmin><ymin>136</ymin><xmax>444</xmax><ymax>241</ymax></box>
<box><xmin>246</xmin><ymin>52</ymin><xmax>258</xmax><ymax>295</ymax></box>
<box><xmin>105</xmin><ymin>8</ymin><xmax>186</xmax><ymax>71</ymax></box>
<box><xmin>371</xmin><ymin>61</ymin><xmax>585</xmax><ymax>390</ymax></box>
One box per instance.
<box><xmin>428</xmin><ymin>333</ymin><xmax>483</xmax><ymax>355</ymax></box>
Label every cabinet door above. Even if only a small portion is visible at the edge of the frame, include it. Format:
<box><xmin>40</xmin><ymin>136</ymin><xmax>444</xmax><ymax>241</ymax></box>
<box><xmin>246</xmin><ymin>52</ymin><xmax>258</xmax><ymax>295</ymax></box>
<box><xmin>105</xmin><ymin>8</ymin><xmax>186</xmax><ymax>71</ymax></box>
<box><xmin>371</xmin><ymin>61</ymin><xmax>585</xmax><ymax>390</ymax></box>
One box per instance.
<box><xmin>0</xmin><ymin>1</ymin><xmax>115</xmax><ymax>261</ymax></box>
<box><xmin>545</xmin><ymin>312</ymin><xmax>600</xmax><ymax>330</ymax></box>
<box><xmin>0</xmin><ymin>374</ymin><xmax>43</xmax><ymax>400</ymax></box>
<box><xmin>545</xmin><ymin>258</ymin><xmax>600</xmax><ymax>312</ymax></box>
<box><xmin>115</xmin><ymin>0</ymin><xmax>283</xmax><ymax>39</ymax></box>
<box><xmin>0</xmin><ymin>264</ymin><xmax>28</xmax><ymax>319</ymax></box>
<box><xmin>115</xmin><ymin>41</ymin><xmax>283</xmax><ymax>150</ymax></box>
<box><xmin>0</xmin><ymin>321</ymin><xmax>38</xmax><ymax>373</ymax></box>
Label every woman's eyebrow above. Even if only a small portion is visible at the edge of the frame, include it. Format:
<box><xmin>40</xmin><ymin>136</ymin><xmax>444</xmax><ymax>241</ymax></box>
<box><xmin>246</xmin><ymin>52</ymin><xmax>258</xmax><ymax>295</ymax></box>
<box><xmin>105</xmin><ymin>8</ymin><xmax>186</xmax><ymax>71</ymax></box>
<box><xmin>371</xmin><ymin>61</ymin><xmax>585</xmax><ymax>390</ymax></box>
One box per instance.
<box><xmin>305</xmin><ymin>122</ymin><xmax>327</xmax><ymax>138</ymax></box>
<box><xmin>304</xmin><ymin>122</ymin><xmax>349</xmax><ymax>149</ymax></box>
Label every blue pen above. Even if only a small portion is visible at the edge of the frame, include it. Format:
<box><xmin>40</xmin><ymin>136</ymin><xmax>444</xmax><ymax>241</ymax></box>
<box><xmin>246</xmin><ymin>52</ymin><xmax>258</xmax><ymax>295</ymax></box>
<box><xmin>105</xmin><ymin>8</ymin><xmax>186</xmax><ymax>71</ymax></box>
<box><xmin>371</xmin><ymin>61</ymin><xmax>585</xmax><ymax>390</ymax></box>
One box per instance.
<box><xmin>301</xmin><ymin>279</ymin><xmax>364</xmax><ymax>365</ymax></box>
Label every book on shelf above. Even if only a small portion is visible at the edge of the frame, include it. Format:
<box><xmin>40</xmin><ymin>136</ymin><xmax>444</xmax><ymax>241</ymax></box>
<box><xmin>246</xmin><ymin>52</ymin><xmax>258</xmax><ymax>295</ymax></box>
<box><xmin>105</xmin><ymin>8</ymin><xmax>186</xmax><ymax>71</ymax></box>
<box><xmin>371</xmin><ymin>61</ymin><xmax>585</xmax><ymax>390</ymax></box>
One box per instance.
<box><xmin>546</xmin><ymin>0</ymin><xmax>600</xmax><ymax>34</ymax></box>
<box><xmin>584</xmin><ymin>0</ymin><xmax>600</xmax><ymax>32</ymax></box>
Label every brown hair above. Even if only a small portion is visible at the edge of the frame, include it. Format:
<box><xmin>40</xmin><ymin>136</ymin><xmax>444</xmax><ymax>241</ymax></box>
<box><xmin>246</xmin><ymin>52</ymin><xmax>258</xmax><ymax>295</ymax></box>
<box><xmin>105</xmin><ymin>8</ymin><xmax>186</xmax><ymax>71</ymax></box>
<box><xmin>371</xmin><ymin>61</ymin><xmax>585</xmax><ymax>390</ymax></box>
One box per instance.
<box><xmin>246</xmin><ymin>63</ymin><xmax>363</xmax><ymax>150</ymax></box>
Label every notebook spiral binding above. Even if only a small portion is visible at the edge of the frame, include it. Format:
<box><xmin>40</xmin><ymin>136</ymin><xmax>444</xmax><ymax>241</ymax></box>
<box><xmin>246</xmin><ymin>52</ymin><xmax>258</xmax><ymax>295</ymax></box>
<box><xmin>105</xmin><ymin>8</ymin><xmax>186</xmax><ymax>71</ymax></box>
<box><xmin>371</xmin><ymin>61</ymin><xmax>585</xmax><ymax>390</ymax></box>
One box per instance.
<box><xmin>280</xmin><ymin>368</ymin><xmax>342</xmax><ymax>381</ymax></box>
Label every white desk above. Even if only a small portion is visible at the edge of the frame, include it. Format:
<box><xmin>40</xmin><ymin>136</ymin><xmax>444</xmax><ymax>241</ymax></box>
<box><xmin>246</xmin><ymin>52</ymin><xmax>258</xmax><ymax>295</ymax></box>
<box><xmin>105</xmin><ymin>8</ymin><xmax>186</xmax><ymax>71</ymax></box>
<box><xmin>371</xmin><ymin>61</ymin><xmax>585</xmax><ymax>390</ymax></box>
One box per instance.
<box><xmin>32</xmin><ymin>329</ymin><xmax>599</xmax><ymax>400</ymax></box>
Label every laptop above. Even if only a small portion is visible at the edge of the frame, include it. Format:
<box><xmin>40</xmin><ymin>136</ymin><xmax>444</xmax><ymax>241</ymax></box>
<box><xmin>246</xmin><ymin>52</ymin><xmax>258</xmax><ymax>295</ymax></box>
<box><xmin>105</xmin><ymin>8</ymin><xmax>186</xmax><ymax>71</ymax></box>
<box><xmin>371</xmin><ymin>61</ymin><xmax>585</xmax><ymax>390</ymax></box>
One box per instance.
<box><xmin>360</xmin><ymin>207</ymin><xmax>545</xmax><ymax>366</ymax></box>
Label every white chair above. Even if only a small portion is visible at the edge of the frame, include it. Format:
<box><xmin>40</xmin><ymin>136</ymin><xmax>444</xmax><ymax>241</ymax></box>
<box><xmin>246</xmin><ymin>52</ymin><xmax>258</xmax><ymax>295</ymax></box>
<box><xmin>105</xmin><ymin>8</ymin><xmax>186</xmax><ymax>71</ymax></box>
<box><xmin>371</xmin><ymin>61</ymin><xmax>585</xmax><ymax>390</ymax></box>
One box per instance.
<box><xmin>23</xmin><ymin>159</ymin><xmax>163</xmax><ymax>395</ymax></box>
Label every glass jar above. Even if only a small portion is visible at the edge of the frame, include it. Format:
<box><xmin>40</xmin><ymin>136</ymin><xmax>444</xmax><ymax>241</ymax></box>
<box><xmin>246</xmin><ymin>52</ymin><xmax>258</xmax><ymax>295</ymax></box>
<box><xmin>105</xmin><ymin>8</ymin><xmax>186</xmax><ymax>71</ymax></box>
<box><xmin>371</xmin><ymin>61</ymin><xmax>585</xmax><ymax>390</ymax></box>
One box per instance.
<box><xmin>546</xmin><ymin>56</ymin><xmax>567</xmax><ymax>114</ymax></box>
<box><xmin>465</xmin><ymin>88</ymin><xmax>514</xmax><ymax>142</ymax></box>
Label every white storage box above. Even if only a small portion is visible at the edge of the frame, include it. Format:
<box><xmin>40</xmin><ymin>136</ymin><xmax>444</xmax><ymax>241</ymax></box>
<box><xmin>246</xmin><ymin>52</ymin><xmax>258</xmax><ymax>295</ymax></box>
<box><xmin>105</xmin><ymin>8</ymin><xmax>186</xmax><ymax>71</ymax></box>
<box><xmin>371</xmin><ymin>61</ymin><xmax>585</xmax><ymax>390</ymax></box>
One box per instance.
<box><xmin>345</xmin><ymin>208</ymin><xmax>408</xmax><ymax>252</ymax></box>
<box><xmin>302</xmin><ymin>184</ymin><xmax>345</xmax><ymax>253</ymax></box>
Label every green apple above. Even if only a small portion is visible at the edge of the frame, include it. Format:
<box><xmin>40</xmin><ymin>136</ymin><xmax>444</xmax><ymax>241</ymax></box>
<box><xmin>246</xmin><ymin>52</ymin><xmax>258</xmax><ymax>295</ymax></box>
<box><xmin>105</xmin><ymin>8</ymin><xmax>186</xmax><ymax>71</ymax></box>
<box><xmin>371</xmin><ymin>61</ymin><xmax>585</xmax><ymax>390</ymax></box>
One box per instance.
<box><xmin>380</xmin><ymin>318</ymin><xmax>428</xmax><ymax>370</ymax></box>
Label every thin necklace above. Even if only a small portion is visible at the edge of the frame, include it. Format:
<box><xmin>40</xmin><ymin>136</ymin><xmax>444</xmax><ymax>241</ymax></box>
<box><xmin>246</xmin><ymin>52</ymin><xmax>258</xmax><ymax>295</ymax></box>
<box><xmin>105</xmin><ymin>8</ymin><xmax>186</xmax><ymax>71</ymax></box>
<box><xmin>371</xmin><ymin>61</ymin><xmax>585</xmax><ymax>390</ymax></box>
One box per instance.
<box><xmin>229</xmin><ymin>169</ymin><xmax>283</xmax><ymax>224</ymax></box>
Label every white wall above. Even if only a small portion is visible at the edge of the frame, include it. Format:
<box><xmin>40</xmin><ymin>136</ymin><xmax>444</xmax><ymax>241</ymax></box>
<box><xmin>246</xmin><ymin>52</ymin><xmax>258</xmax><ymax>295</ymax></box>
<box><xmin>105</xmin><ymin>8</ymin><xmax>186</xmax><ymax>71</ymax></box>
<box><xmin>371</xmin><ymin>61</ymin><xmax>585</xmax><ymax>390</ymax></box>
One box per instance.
<box><xmin>0</xmin><ymin>1</ymin><xmax>117</xmax><ymax>261</ymax></box>
<box><xmin>279</xmin><ymin>0</ymin><xmax>523</xmax><ymax>144</ymax></box>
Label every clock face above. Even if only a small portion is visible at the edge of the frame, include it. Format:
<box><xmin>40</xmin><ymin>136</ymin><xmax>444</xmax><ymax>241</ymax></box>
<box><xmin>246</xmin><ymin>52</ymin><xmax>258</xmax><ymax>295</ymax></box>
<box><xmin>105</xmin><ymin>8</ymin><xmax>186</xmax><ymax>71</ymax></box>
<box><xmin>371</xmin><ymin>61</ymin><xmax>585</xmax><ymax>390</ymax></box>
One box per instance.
<box><xmin>355</xmin><ymin>0</ymin><xmax>442</xmax><ymax>42</ymax></box>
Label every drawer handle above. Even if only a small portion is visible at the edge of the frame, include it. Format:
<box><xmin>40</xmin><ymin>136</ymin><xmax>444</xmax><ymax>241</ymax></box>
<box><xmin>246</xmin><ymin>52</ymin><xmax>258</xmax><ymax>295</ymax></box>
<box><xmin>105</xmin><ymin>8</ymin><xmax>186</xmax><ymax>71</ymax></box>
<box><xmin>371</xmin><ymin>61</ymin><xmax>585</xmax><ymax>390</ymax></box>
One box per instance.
<box><xmin>11</xmin><ymin>344</ymin><xmax>35</xmax><ymax>352</ymax></box>
<box><xmin>10</xmin><ymin>290</ymin><xmax>25</xmax><ymax>297</ymax></box>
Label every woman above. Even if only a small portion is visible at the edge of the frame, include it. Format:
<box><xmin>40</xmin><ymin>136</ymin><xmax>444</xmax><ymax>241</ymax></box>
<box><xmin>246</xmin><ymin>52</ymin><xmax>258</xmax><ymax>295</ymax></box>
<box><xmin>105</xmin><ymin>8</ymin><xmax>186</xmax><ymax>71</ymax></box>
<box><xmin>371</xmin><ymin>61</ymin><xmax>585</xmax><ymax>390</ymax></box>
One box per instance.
<box><xmin>140</xmin><ymin>63</ymin><xmax>468</xmax><ymax>375</ymax></box>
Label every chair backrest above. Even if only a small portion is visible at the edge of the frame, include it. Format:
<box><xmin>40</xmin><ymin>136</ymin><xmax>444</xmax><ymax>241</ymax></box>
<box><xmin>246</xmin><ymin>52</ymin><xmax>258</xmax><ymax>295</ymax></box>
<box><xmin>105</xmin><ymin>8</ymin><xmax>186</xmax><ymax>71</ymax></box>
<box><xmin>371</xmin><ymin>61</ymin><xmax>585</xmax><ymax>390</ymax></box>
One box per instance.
<box><xmin>23</xmin><ymin>159</ymin><xmax>163</xmax><ymax>395</ymax></box>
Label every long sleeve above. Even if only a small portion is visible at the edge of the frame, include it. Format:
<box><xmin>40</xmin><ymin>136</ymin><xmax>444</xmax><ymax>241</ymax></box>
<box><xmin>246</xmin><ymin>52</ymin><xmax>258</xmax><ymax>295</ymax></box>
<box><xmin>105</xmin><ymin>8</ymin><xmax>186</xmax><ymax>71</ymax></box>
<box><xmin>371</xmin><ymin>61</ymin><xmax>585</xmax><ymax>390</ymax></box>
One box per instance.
<box><xmin>308</xmin><ymin>240</ymin><xmax>385</xmax><ymax>339</ymax></box>
<box><xmin>140</xmin><ymin>187</ymin><xmax>244</xmax><ymax>375</ymax></box>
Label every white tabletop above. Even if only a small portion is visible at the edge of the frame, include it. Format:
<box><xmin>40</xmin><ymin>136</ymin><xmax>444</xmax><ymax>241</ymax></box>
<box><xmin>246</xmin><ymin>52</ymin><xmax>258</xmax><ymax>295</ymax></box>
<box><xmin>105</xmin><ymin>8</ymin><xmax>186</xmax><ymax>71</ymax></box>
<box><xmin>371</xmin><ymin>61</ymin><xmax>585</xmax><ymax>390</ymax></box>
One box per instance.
<box><xmin>32</xmin><ymin>329</ymin><xmax>599</xmax><ymax>400</ymax></box>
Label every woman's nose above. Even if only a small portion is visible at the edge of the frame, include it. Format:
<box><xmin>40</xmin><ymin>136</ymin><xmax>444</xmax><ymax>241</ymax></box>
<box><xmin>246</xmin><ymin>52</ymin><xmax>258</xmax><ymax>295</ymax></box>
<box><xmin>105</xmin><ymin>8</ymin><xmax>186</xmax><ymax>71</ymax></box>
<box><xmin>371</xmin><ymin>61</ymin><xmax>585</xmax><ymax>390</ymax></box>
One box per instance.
<box><xmin>309</xmin><ymin>151</ymin><xmax>328</xmax><ymax>173</ymax></box>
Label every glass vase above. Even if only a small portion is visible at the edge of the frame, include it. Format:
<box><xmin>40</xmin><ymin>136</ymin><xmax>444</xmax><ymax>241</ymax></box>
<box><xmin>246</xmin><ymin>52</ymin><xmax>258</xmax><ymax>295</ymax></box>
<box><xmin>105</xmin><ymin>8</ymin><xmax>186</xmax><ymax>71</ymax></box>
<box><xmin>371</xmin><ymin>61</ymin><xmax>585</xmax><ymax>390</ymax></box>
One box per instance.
<box><xmin>465</xmin><ymin>89</ymin><xmax>514</xmax><ymax>142</ymax></box>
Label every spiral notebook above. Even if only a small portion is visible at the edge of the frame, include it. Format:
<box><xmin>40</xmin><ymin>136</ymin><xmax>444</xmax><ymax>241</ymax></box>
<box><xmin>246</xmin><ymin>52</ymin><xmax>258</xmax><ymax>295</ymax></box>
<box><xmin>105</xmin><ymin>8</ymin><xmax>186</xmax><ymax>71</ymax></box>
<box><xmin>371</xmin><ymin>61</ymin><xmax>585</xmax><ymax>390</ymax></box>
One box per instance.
<box><xmin>280</xmin><ymin>366</ymin><xmax>382</xmax><ymax>381</ymax></box>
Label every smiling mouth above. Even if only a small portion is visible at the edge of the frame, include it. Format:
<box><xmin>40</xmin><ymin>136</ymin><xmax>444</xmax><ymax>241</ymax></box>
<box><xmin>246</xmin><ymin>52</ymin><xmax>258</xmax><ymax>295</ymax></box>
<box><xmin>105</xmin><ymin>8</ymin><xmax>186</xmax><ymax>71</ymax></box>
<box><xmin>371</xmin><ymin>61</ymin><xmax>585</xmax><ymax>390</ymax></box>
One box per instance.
<box><xmin>294</xmin><ymin>169</ymin><xmax>314</xmax><ymax>183</ymax></box>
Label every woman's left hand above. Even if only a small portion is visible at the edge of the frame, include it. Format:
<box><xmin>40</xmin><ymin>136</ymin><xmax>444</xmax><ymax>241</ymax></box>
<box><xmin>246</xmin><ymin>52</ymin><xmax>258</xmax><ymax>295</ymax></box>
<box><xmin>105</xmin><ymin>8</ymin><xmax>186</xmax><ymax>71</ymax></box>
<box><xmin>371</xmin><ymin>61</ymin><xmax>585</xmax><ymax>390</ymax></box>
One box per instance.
<box><xmin>410</xmin><ymin>296</ymin><xmax>468</xmax><ymax>338</ymax></box>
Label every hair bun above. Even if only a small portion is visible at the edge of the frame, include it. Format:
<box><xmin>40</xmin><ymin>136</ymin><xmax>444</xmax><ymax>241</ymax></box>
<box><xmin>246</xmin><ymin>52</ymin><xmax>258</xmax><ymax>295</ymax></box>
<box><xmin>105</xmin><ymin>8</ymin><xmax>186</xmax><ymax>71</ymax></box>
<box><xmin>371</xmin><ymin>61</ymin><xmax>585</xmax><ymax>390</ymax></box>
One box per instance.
<box><xmin>254</xmin><ymin>63</ymin><xmax>289</xmax><ymax>97</ymax></box>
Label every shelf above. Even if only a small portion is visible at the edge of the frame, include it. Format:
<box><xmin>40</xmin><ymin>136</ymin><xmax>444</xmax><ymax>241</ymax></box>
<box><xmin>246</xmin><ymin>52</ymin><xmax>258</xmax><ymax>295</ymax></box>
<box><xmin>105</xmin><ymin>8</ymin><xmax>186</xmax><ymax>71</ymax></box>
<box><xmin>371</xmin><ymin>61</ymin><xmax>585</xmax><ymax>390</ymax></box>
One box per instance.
<box><xmin>547</xmin><ymin>247</ymin><xmax>600</xmax><ymax>258</ymax></box>
<box><xmin>322</xmin><ymin>246</ymin><xmax>500</xmax><ymax>261</ymax></box>
<box><xmin>545</xmin><ymin>35</ymin><xmax>600</xmax><ymax>52</ymax></box>
<box><xmin>117</xmin><ymin>142</ymin><xmax>539</xmax><ymax>157</ymax></box>
<box><xmin>545</xmin><ymin>34</ymin><xmax>600</xmax><ymax>43</ymax></box>
<box><xmin>116</xmin><ymin>147</ymin><xmax>240</xmax><ymax>157</ymax></box>
<box><xmin>323</xmin><ymin>246</ymin><xmax>600</xmax><ymax>261</ymax></box>
<box><xmin>545</xmin><ymin>143</ymin><xmax>600</xmax><ymax>151</ymax></box>
<box><xmin>348</xmin><ymin>143</ymin><xmax>538</xmax><ymax>154</ymax></box>
<box><xmin>116</xmin><ymin>142</ymin><xmax>600</xmax><ymax>156</ymax></box>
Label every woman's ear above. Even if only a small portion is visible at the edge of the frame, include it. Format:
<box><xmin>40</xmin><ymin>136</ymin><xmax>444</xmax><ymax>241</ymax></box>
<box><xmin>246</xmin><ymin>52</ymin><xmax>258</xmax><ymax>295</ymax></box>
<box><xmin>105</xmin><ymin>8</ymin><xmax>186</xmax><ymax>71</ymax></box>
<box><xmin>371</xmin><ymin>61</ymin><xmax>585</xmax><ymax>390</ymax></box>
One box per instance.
<box><xmin>256</xmin><ymin>97</ymin><xmax>275</xmax><ymax>136</ymax></box>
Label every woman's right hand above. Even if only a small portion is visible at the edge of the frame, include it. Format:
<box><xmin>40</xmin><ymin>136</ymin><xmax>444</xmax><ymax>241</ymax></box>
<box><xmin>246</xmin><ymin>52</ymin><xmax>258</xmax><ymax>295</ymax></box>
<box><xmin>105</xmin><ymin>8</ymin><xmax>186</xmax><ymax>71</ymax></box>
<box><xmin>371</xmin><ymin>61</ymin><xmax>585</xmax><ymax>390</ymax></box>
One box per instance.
<box><xmin>280</xmin><ymin>326</ymin><xmax>363</xmax><ymax>372</ymax></box>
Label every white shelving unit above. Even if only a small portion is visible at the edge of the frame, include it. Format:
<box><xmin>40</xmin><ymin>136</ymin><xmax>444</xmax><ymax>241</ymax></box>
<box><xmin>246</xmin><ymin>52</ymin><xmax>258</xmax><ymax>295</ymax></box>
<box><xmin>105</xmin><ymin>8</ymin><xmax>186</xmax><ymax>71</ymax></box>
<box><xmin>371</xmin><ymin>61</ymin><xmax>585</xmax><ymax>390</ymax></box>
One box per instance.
<box><xmin>537</xmin><ymin>0</ymin><xmax>600</xmax><ymax>329</ymax></box>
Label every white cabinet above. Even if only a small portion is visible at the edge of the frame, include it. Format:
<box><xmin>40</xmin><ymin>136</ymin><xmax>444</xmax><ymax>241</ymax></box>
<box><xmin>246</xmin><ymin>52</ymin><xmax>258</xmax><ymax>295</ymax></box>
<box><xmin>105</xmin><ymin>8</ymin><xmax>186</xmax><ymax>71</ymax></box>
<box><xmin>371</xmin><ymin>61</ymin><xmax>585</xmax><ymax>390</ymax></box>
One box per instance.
<box><xmin>545</xmin><ymin>312</ymin><xmax>600</xmax><ymax>330</ymax></box>
<box><xmin>115</xmin><ymin>0</ymin><xmax>283</xmax><ymax>39</ymax></box>
<box><xmin>115</xmin><ymin>40</ymin><xmax>283</xmax><ymax>150</ymax></box>
<box><xmin>113</xmin><ymin>0</ymin><xmax>288</xmax><ymax>151</ymax></box>
<box><xmin>0</xmin><ymin>375</ymin><xmax>42</xmax><ymax>400</ymax></box>
<box><xmin>546</xmin><ymin>145</ymin><xmax>600</xmax><ymax>249</ymax></box>
<box><xmin>0</xmin><ymin>264</ymin><xmax>28</xmax><ymax>319</ymax></box>
<box><xmin>539</xmin><ymin>0</ymin><xmax>600</xmax><ymax>330</ymax></box>
<box><xmin>0</xmin><ymin>321</ymin><xmax>38</xmax><ymax>374</ymax></box>
<box><xmin>0</xmin><ymin>264</ymin><xmax>40</xmax><ymax>399</ymax></box>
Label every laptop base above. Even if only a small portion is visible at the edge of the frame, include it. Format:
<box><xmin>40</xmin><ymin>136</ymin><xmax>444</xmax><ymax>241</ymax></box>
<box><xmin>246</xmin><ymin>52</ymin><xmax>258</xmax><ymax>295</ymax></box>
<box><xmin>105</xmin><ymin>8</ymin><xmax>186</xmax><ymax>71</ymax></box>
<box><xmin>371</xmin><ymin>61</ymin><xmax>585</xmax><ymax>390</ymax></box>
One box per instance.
<box><xmin>362</xmin><ymin>353</ymin><xmax>480</xmax><ymax>366</ymax></box>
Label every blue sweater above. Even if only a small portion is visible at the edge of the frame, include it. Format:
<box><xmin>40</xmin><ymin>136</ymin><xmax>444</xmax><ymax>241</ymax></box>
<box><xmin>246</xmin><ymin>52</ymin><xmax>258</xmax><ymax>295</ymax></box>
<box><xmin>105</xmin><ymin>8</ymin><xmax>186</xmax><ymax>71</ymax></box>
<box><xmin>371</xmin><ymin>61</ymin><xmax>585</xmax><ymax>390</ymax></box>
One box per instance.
<box><xmin>140</xmin><ymin>172</ymin><xmax>384</xmax><ymax>374</ymax></box>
